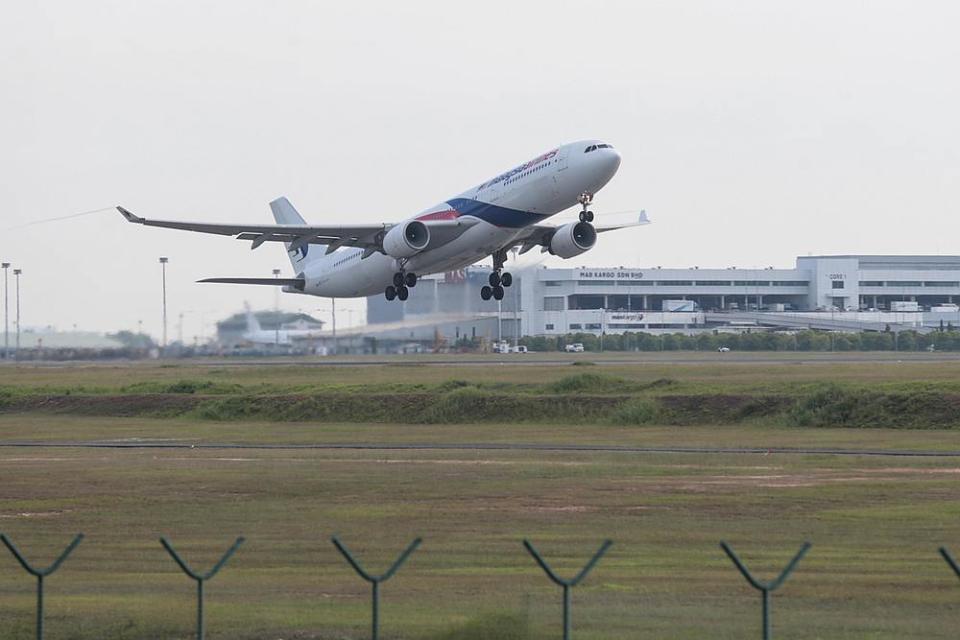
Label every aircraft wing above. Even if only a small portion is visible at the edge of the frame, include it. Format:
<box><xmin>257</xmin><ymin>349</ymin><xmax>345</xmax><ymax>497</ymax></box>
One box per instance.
<box><xmin>513</xmin><ymin>210</ymin><xmax>651</xmax><ymax>254</ymax></box>
<box><xmin>117</xmin><ymin>206</ymin><xmax>477</xmax><ymax>254</ymax></box>
<box><xmin>198</xmin><ymin>277</ymin><xmax>305</xmax><ymax>287</ymax></box>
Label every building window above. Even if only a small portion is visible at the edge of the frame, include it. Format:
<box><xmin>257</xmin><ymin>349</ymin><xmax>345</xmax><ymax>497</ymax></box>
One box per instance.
<box><xmin>832</xmin><ymin>281</ymin><xmax>845</xmax><ymax>289</ymax></box>
<box><xmin>734</xmin><ymin>281</ymin><xmax>770</xmax><ymax>286</ymax></box>
<box><xmin>695</xmin><ymin>281</ymin><xmax>731</xmax><ymax>286</ymax></box>
<box><xmin>585</xmin><ymin>323</ymin><xmax>602</xmax><ymax>330</ymax></box>
<box><xmin>545</xmin><ymin>323</ymin><xmax>555</xmax><ymax>330</ymax></box>
<box><xmin>655</xmin><ymin>280</ymin><xmax>693</xmax><ymax>286</ymax></box>
<box><xmin>544</xmin><ymin>281</ymin><xmax>562</xmax><ymax>287</ymax></box>
<box><xmin>578</xmin><ymin>280</ymin><xmax>617</xmax><ymax>286</ymax></box>
<box><xmin>772</xmin><ymin>281</ymin><xmax>809</xmax><ymax>286</ymax></box>
<box><xmin>887</xmin><ymin>281</ymin><xmax>922</xmax><ymax>287</ymax></box>
<box><xmin>543</xmin><ymin>296</ymin><xmax>565</xmax><ymax>311</ymax></box>
<box><xmin>924</xmin><ymin>281</ymin><xmax>960</xmax><ymax>287</ymax></box>
<box><xmin>859</xmin><ymin>281</ymin><xmax>883</xmax><ymax>287</ymax></box>
<box><xmin>569</xmin><ymin>323</ymin><xmax>582</xmax><ymax>330</ymax></box>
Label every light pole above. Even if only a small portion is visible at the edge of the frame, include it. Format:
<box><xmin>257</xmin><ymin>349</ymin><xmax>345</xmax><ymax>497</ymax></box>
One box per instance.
<box><xmin>600</xmin><ymin>306</ymin><xmax>605</xmax><ymax>352</ymax></box>
<box><xmin>331</xmin><ymin>298</ymin><xmax>337</xmax><ymax>355</ymax></box>
<box><xmin>511</xmin><ymin>248</ymin><xmax>519</xmax><ymax>348</ymax></box>
<box><xmin>2</xmin><ymin>262</ymin><xmax>9</xmax><ymax>360</ymax></box>
<box><xmin>159</xmin><ymin>257</ymin><xmax>169</xmax><ymax>350</ymax></box>
<box><xmin>13</xmin><ymin>269</ymin><xmax>21</xmax><ymax>358</ymax></box>
<box><xmin>273</xmin><ymin>269</ymin><xmax>281</xmax><ymax>346</ymax></box>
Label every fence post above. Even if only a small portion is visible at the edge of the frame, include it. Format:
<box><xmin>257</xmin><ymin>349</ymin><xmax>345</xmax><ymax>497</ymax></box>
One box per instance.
<box><xmin>0</xmin><ymin>533</ymin><xmax>83</xmax><ymax>640</ymax></box>
<box><xmin>160</xmin><ymin>536</ymin><xmax>244</xmax><ymax>640</ymax></box>
<box><xmin>720</xmin><ymin>541</ymin><xmax>811</xmax><ymax>640</ymax></box>
<box><xmin>523</xmin><ymin>539</ymin><xmax>612</xmax><ymax>640</ymax></box>
<box><xmin>331</xmin><ymin>536</ymin><xmax>421</xmax><ymax>640</ymax></box>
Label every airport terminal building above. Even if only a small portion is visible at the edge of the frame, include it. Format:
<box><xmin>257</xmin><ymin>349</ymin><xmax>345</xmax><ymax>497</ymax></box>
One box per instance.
<box><xmin>366</xmin><ymin>255</ymin><xmax>960</xmax><ymax>340</ymax></box>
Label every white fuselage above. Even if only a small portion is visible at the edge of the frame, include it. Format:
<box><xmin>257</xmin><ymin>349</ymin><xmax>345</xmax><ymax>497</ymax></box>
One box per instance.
<box><xmin>293</xmin><ymin>140</ymin><xmax>621</xmax><ymax>298</ymax></box>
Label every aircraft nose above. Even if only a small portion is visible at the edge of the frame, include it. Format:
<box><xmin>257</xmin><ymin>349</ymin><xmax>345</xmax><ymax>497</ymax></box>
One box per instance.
<box><xmin>604</xmin><ymin>148</ymin><xmax>621</xmax><ymax>174</ymax></box>
<box><xmin>597</xmin><ymin>148</ymin><xmax>621</xmax><ymax>182</ymax></box>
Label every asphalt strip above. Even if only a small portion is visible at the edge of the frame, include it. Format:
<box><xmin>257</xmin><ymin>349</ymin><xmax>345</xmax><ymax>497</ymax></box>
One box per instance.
<box><xmin>0</xmin><ymin>442</ymin><xmax>958</xmax><ymax>457</ymax></box>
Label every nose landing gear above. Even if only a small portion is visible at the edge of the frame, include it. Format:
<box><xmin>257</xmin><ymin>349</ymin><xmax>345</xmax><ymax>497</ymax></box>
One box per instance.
<box><xmin>578</xmin><ymin>191</ymin><xmax>595</xmax><ymax>223</ymax></box>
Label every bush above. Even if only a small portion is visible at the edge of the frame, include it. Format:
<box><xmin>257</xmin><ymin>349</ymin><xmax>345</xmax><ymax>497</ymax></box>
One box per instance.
<box><xmin>547</xmin><ymin>373</ymin><xmax>632</xmax><ymax>394</ymax></box>
<box><xmin>436</xmin><ymin>379</ymin><xmax>472</xmax><ymax>392</ymax></box>
<box><xmin>122</xmin><ymin>379</ymin><xmax>243</xmax><ymax>394</ymax></box>
<box><xmin>611</xmin><ymin>398</ymin><xmax>662</xmax><ymax>425</ymax></box>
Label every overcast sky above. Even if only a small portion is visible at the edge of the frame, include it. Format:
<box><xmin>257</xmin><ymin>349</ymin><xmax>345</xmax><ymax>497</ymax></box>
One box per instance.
<box><xmin>2</xmin><ymin>1</ymin><xmax>958</xmax><ymax>341</ymax></box>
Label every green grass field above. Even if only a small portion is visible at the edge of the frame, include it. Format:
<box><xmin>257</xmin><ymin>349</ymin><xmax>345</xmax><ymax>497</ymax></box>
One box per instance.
<box><xmin>2</xmin><ymin>356</ymin><xmax>960</xmax><ymax>638</ymax></box>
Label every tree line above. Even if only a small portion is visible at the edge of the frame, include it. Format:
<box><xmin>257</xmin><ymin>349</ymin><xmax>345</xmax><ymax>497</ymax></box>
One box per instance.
<box><xmin>519</xmin><ymin>330</ymin><xmax>960</xmax><ymax>352</ymax></box>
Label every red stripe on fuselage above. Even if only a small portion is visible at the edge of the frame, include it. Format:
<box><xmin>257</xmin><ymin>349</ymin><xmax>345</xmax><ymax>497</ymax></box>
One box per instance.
<box><xmin>416</xmin><ymin>209</ymin><xmax>459</xmax><ymax>221</ymax></box>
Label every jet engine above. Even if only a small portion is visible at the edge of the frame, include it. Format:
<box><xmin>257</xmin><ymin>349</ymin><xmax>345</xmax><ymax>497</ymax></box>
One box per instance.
<box><xmin>549</xmin><ymin>221</ymin><xmax>597</xmax><ymax>258</ymax></box>
<box><xmin>383</xmin><ymin>220</ymin><xmax>430</xmax><ymax>258</ymax></box>
<box><xmin>281</xmin><ymin>273</ymin><xmax>307</xmax><ymax>293</ymax></box>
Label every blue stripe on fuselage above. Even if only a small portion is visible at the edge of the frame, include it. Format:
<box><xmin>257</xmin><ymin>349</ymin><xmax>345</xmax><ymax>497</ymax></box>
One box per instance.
<box><xmin>446</xmin><ymin>198</ymin><xmax>548</xmax><ymax>228</ymax></box>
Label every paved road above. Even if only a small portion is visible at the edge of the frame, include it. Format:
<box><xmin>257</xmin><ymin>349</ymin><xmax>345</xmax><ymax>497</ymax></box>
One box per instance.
<box><xmin>2</xmin><ymin>441</ymin><xmax>959</xmax><ymax>457</ymax></box>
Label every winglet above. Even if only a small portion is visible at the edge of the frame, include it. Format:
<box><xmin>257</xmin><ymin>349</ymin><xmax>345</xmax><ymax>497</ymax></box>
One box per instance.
<box><xmin>638</xmin><ymin>209</ymin><xmax>650</xmax><ymax>224</ymax></box>
<box><xmin>117</xmin><ymin>206</ymin><xmax>145</xmax><ymax>224</ymax></box>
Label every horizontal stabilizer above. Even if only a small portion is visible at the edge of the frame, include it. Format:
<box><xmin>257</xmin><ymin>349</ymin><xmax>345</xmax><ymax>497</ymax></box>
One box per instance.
<box><xmin>198</xmin><ymin>277</ymin><xmax>305</xmax><ymax>287</ymax></box>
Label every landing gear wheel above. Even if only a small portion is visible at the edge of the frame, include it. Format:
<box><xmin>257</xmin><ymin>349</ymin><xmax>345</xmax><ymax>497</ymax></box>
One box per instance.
<box><xmin>480</xmin><ymin>285</ymin><xmax>493</xmax><ymax>301</ymax></box>
<box><xmin>404</xmin><ymin>272</ymin><xmax>418</xmax><ymax>287</ymax></box>
<box><xmin>489</xmin><ymin>272</ymin><xmax>502</xmax><ymax>287</ymax></box>
<box><xmin>397</xmin><ymin>285</ymin><xmax>409</xmax><ymax>301</ymax></box>
<box><xmin>492</xmin><ymin>285</ymin><xmax>505</xmax><ymax>301</ymax></box>
<box><xmin>577</xmin><ymin>191</ymin><xmax>595</xmax><ymax>223</ymax></box>
<box><xmin>385</xmin><ymin>285</ymin><xmax>397</xmax><ymax>301</ymax></box>
<box><xmin>392</xmin><ymin>272</ymin><xmax>404</xmax><ymax>288</ymax></box>
<box><xmin>500</xmin><ymin>272</ymin><xmax>513</xmax><ymax>287</ymax></box>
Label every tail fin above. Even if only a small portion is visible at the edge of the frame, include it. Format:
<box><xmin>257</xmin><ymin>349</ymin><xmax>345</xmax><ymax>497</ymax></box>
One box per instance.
<box><xmin>270</xmin><ymin>197</ymin><xmax>318</xmax><ymax>271</ymax></box>
<box><xmin>244</xmin><ymin>302</ymin><xmax>262</xmax><ymax>333</ymax></box>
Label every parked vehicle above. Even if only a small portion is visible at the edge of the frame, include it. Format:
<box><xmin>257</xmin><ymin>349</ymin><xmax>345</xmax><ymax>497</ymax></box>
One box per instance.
<box><xmin>718</xmin><ymin>346</ymin><xmax>731</xmax><ymax>353</ymax></box>
<box><xmin>564</xmin><ymin>343</ymin><xmax>585</xmax><ymax>353</ymax></box>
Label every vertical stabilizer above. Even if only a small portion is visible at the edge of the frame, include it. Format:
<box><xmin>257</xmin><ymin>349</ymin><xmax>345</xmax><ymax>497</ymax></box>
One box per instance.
<box><xmin>270</xmin><ymin>197</ymin><xmax>318</xmax><ymax>271</ymax></box>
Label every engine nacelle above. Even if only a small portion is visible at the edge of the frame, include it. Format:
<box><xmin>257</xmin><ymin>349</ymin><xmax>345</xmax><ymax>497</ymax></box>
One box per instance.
<box><xmin>281</xmin><ymin>272</ymin><xmax>307</xmax><ymax>293</ymax></box>
<box><xmin>383</xmin><ymin>220</ymin><xmax>430</xmax><ymax>258</ymax></box>
<box><xmin>549</xmin><ymin>221</ymin><xmax>597</xmax><ymax>258</ymax></box>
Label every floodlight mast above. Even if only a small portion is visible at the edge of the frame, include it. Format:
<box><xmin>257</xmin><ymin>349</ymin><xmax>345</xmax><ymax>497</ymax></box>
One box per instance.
<box><xmin>1</xmin><ymin>262</ymin><xmax>9</xmax><ymax>359</ymax></box>
<box><xmin>13</xmin><ymin>269</ymin><xmax>21</xmax><ymax>357</ymax></box>
<box><xmin>272</xmin><ymin>268</ymin><xmax>281</xmax><ymax>345</ymax></box>
<box><xmin>159</xmin><ymin>257</ymin><xmax>169</xmax><ymax>349</ymax></box>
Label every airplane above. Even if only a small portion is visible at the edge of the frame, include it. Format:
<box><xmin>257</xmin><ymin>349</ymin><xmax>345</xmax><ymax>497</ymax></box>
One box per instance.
<box><xmin>239</xmin><ymin>303</ymin><xmax>323</xmax><ymax>346</ymax></box>
<box><xmin>117</xmin><ymin>140</ymin><xmax>648</xmax><ymax>302</ymax></box>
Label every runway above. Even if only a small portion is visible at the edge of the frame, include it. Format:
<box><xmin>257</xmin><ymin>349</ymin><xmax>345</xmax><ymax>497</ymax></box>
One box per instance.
<box><xmin>2</xmin><ymin>441</ymin><xmax>959</xmax><ymax>457</ymax></box>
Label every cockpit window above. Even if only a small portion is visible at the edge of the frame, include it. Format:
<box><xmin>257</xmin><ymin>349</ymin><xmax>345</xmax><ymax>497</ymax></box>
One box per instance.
<box><xmin>584</xmin><ymin>143</ymin><xmax>614</xmax><ymax>153</ymax></box>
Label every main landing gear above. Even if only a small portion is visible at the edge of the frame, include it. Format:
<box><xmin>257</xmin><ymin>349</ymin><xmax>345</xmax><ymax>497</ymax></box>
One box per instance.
<box><xmin>385</xmin><ymin>270</ymin><xmax>417</xmax><ymax>301</ymax></box>
<box><xmin>480</xmin><ymin>250</ymin><xmax>513</xmax><ymax>301</ymax></box>
<box><xmin>578</xmin><ymin>191</ymin><xmax>595</xmax><ymax>223</ymax></box>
